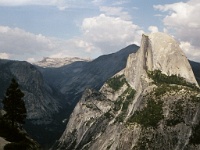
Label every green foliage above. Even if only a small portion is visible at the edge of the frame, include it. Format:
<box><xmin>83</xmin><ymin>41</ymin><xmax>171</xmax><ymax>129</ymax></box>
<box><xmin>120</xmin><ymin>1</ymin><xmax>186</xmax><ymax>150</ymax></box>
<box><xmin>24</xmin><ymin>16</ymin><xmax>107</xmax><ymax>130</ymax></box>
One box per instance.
<box><xmin>115</xmin><ymin>113</ymin><xmax>124</xmax><ymax>123</ymax></box>
<box><xmin>166</xmin><ymin>100</ymin><xmax>184</xmax><ymax>126</ymax></box>
<box><xmin>113</xmin><ymin>98</ymin><xmax>123</xmax><ymax>111</ymax></box>
<box><xmin>154</xmin><ymin>84</ymin><xmax>168</xmax><ymax>96</ymax></box>
<box><xmin>128</xmin><ymin>99</ymin><xmax>164</xmax><ymax>128</ymax></box>
<box><xmin>106</xmin><ymin>75</ymin><xmax>127</xmax><ymax>91</ymax></box>
<box><xmin>104</xmin><ymin>111</ymin><xmax>113</xmax><ymax>119</ymax></box>
<box><xmin>126</xmin><ymin>87</ymin><xmax>136</xmax><ymax>100</ymax></box>
<box><xmin>2</xmin><ymin>78</ymin><xmax>27</xmax><ymax>127</ymax></box>
<box><xmin>154</xmin><ymin>84</ymin><xmax>181</xmax><ymax>97</ymax></box>
<box><xmin>147</xmin><ymin>70</ymin><xmax>198</xmax><ymax>90</ymax></box>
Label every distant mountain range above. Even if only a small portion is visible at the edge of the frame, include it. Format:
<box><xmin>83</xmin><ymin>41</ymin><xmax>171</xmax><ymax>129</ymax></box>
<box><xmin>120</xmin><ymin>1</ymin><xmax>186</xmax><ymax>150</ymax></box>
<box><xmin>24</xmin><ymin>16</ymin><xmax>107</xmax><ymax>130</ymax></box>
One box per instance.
<box><xmin>34</xmin><ymin>57</ymin><xmax>91</xmax><ymax>68</ymax></box>
<box><xmin>38</xmin><ymin>44</ymin><xmax>140</xmax><ymax>106</ymax></box>
<box><xmin>0</xmin><ymin>42</ymin><xmax>200</xmax><ymax>148</ymax></box>
<box><xmin>0</xmin><ymin>44</ymin><xmax>139</xmax><ymax>148</ymax></box>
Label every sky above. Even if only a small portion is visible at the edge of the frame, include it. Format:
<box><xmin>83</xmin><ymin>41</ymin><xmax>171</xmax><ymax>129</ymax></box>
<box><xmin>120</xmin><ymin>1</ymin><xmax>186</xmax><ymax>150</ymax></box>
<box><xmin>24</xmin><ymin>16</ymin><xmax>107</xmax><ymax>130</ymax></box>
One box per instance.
<box><xmin>0</xmin><ymin>0</ymin><xmax>200</xmax><ymax>62</ymax></box>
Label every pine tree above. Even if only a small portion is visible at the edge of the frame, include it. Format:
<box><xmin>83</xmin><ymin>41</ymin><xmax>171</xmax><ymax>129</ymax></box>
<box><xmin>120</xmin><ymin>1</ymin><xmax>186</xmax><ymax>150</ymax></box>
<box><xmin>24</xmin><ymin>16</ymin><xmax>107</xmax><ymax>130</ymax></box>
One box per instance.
<box><xmin>2</xmin><ymin>78</ymin><xmax>27</xmax><ymax>128</ymax></box>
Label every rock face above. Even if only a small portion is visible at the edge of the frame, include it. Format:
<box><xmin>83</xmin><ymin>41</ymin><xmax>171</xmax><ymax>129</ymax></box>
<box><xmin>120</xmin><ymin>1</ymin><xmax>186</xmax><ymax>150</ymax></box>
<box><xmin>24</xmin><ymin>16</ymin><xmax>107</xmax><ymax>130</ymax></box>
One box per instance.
<box><xmin>125</xmin><ymin>33</ymin><xmax>198</xmax><ymax>91</ymax></box>
<box><xmin>0</xmin><ymin>60</ymin><xmax>60</xmax><ymax>123</ymax></box>
<box><xmin>54</xmin><ymin>32</ymin><xmax>200</xmax><ymax>150</ymax></box>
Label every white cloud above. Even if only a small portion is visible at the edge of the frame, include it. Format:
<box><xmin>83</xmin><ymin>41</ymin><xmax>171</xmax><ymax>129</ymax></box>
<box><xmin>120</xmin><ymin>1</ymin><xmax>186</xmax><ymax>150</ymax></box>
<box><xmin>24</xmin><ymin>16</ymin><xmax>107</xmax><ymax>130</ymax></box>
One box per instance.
<box><xmin>26</xmin><ymin>57</ymin><xmax>36</xmax><ymax>63</ymax></box>
<box><xmin>0</xmin><ymin>0</ymin><xmax>94</xmax><ymax>10</ymax></box>
<box><xmin>148</xmin><ymin>26</ymin><xmax>159</xmax><ymax>33</ymax></box>
<box><xmin>0</xmin><ymin>26</ymin><xmax>55</xmax><ymax>57</ymax></box>
<box><xmin>0</xmin><ymin>26</ymin><xmax>97</xmax><ymax>61</ymax></box>
<box><xmin>180</xmin><ymin>41</ymin><xmax>200</xmax><ymax>61</ymax></box>
<box><xmin>0</xmin><ymin>13</ymin><xmax>143</xmax><ymax>61</ymax></box>
<box><xmin>112</xmin><ymin>0</ymin><xmax>130</xmax><ymax>6</ymax></box>
<box><xmin>81</xmin><ymin>14</ymin><xmax>143</xmax><ymax>54</ymax></box>
<box><xmin>92</xmin><ymin>0</ymin><xmax>104</xmax><ymax>5</ymax></box>
<box><xmin>0</xmin><ymin>0</ymin><xmax>57</xmax><ymax>6</ymax></box>
<box><xmin>100</xmin><ymin>6</ymin><xmax>131</xmax><ymax>20</ymax></box>
<box><xmin>0</xmin><ymin>53</ymin><xmax>10</xmax><ymax>59</ymax></box>
<box><xmin>154</xmin><ymin>0</ymin><xmax>200</xmax><ymax>61</ymax></box>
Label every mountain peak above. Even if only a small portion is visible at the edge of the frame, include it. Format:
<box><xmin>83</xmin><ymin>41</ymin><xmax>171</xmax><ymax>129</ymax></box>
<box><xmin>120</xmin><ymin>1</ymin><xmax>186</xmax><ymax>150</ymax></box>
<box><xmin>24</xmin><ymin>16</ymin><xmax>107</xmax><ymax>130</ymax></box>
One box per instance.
<box><xmin>34</xmin><ymin>57</ymin><xmax>91</xmax><ymax>68</ymax></box>
<box><xmin>54</xmin><ymin>33</ymin><xmax>200</xmax><ymax>150</ymax></box>
<box><xmin>125</xmin><ymin>32</ymin><xmax>198</xmax><ymax>90</ymax></box>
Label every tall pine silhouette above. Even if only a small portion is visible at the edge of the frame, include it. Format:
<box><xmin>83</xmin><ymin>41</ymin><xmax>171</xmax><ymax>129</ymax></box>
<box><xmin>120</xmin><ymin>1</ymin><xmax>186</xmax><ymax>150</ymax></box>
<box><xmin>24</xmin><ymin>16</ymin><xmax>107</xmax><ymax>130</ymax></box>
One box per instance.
<box><xmin>3</xmin><ymin>78</ymin><xmax>27</xmax><ymax>127</ymax></box>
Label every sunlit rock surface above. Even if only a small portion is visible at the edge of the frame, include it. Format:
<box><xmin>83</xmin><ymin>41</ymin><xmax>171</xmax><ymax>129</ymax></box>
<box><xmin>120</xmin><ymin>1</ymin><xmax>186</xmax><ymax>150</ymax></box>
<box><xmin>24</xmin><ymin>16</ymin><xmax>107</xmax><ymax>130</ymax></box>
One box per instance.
<box><xmin>53</xmin><ymin>33</ymin><xmax>200</xmax><ymax>150</ymax></box>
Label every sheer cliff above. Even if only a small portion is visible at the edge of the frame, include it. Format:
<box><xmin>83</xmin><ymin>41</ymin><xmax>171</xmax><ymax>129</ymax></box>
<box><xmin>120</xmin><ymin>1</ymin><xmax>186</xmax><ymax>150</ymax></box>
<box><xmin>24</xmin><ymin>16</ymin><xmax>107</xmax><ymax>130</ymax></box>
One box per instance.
<box><xmin>54</xmin><ymin>32</ymin><xmax>200</xmax><ymax>150</ymax></box>
<box><xmin>0</xmin><ymin>45</ymin><xmax>139</xmax><ymax>148</ymax></box>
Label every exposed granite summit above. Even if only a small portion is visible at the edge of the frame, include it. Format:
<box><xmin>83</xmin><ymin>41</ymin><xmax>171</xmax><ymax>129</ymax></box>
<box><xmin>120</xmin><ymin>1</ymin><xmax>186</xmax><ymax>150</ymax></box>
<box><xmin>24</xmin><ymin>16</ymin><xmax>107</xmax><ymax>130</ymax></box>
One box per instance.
<box><xmin>125</xmin><ymin>32</ymin><xmax>198</xmax><ymax>91</ymax></box>
<box><xmin>53</xmin><ymin>32</ymin><xmax>200</xmax><ymax>150</ymax></box>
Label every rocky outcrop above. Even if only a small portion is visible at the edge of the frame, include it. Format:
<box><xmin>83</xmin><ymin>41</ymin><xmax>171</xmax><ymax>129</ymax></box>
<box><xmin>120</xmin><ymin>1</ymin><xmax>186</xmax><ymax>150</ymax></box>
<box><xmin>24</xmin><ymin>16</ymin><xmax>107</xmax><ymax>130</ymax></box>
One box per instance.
<box><xmin>53</xmin><ymin>89</ymin><xmax>113</xmax><ymax>150</ymax></box>
<box><xmin>55</xmin><ymin>32</ymin><xmax>200</xmax><ymax>150</ymax></box>
<box><xmin>125</xmin><ymin>33</ymin><xmax>198</xmax><ymax>90</ymax></box>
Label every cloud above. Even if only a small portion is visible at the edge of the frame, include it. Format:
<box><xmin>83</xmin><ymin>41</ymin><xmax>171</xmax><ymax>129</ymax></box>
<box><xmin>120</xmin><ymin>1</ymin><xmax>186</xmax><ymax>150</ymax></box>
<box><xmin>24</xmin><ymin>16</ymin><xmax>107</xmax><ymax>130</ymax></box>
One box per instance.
<box><xmin>0</xmin><ymin>26</ymin><xmax>96</xmax><ymax>62</ymax></box>
<box><xmin>180</xmin><ymin>41</ymin><xmax>200</xmax><ymax>62</ymax></box>
<box><xmin>154</xmin><ymin>0</ymin><xmax>200</xmax><ymax>61</ymax></box>
<box><xmin>0</xmin><ymin>0</ymin><xmax>57</xmax><ymax>6</ymax></box>
<box><xmin>100</xmin><ymin>6</ymin><xmax>132</xmax><ymax>20</ymax></box>
<box><xmin>0</xmin><ymin>26</ymin><xmax>55</xmax><ymax>57</ymax></box>
<box><xmin>0</xmin><ymin>52</ymin><xmax>10</xmax><ymax>59</ymax></box>
<box><xmin>92</xmin><ymin>0</ymin><xmax>104</xmax><ymax>5</ymax></box>
<box><xmin>148</xmin><ymin>26</ymin><xmax>159</xmax><ymax>33</ymax></box>
<box><xmin>81</xmin><ymin>14</ymin><xmax>143</xmax><ymax>54</ymax></box>
<box><xmin>0</xmin><ymin>0</ymin><xmax>94</xmax><ymax>10</ymax></box>
<box><xmin>0</xmin><ymin>13</ymin><xmax>143</xmax><ymax>62</ymax></box>
<box><xmin>26</xmin><ymin>57</ymin><xmax>36</xmax><ymax>63</ymax></box>
<box><xmin>112</xmin><ymin>0</ymin><xmax>130</xmax><ymax>6</ymax></box>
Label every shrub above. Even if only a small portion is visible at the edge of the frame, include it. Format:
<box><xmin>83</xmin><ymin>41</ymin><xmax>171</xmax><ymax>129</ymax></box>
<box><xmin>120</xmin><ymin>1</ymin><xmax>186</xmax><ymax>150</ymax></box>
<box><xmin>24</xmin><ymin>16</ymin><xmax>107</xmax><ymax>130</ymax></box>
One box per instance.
<box><xmin>106</xmin><ymin>75</ymin><xmax>127</xmax><ymax>91</ymax></box>
<box><xmin>113</xmin><ymin>98</ymin><xmax>123</xmax><ymax>111</ymax></box>
<box><xmin>147</xmin><ymin>70</ymin><xmax>199</xmax><ymax>90</ymax></box>
<box><xmin>166</xmin><ymin>100</ymin><xmax>184</xmax><ymax>126</ymax></box>
<box><xmin>128</xmin><ymin>99</ymin><xmax>164</xmax><ymax>128</ymax></box>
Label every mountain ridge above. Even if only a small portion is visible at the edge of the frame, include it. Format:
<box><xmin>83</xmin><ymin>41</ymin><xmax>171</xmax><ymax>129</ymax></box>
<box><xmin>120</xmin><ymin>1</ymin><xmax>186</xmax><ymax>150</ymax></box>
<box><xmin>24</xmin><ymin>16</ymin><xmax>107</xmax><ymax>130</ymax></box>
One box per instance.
<box><xmin>54</xmin><ymin>32</ymin><xmax>200</xmax><ymax>150</ymax></box>
<box><xmin>0</xmin><ymin>44</ymin><xmax>140</xmax><ymax>148</ymax></box>
<box><xmin>34</xmin><ymin>57</ymin><xmax>91</xmax><ymax>68</ymax></box>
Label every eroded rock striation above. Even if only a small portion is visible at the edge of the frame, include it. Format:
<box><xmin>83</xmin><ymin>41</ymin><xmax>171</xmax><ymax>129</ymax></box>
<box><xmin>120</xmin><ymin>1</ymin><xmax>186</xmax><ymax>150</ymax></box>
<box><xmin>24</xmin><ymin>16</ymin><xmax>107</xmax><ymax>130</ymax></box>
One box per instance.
<box><xmin>53</xmin><ymin>32</ymin><xmax>200</xmax><ymax>150</ymax></box>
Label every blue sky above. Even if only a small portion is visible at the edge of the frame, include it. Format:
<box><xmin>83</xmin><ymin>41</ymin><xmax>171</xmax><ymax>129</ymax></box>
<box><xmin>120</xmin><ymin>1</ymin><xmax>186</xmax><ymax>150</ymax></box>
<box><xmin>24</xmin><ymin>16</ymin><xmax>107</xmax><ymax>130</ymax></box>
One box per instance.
<box><xmin>0</xmin><ymin>0</ymin><xmax>199</xmax><ymax>62</ymax></box>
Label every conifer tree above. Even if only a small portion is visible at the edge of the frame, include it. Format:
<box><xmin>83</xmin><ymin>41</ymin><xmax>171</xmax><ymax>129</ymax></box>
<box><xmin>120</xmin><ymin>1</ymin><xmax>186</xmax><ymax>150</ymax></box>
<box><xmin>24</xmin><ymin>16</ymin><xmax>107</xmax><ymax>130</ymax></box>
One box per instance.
<box><xmin>2</xmin><ymin>78</ymin><xmax>27</xmax><ymax>127</ymax></box>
